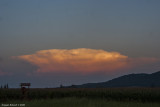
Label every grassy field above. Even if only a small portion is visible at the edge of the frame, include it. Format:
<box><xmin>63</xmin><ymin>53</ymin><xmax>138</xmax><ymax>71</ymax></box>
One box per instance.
<box><xmin>1</xmin><ymin>88</ymin><xmax>160</xmax><ymax>107</ymax></box>
<box><xmin>2</xmin><ymin>98</ymin><xmax>160</xmax><ymax>107</ymax></box>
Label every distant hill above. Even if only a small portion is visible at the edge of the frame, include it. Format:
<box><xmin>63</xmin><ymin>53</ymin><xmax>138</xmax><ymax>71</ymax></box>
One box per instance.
<box><xmin>65</xmin><ymin>71</ymin><xmax>160</xmax><ymax>88</ymax></box>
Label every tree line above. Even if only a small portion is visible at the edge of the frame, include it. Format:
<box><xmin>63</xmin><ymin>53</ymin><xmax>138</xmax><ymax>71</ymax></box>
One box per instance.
<box><xmin>0</xmin><ymin>84</ymin><xmax>9</xmax><ymax>89</ymax></box>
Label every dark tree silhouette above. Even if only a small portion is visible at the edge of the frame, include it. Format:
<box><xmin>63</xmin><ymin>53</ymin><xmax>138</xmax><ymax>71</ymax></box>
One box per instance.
<box><xmin>6</xmin><ymin>84</ymin><xmax>9</xmax><ymax>89</ymax></box>
<box><xmin>4</xmin><ymin>84</ymin><xmax>6</xmax><ymax>89</ymax></box>
<box><xmin>60</xmin><ymin>84</ymin><xmax>63</xmax><ymax>88</ymax></box>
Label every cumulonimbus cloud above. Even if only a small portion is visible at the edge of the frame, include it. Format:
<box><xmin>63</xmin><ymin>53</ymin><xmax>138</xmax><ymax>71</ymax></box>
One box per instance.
<box><xmin>0</xmin><ymin>69</ymin><xmax>10</xmax><ymax>76</ymax></box>
<box><xmin>0</xmin><ymin>70</ymin><xmax>3</xmax><ymax>76</ymax></box>
<box><xmin>15</xmin><ymin>48</ymin><xmax>158</xmax><ymax>73</ymax></box>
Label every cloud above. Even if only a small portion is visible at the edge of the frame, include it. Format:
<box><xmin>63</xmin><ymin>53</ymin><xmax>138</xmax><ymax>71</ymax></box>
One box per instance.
<box><xmin>0</xmin><ymin>70</ymin><xmax>3</xmax><ymax>75</ymax></box>
<box><xmin>0</xmin><ymin>57</ymin><xmax>4</xmax><ymax>75</ymax></box>
<box><xmin>0</xmin><ymin>69</ymin><xmax>11</xmax><ymax>76</ymax></box>
<box><xmin>0</xmin><ymin>70</ymin><xmax>6</xmax><ymax>76</ymax></box>
<box><xmin>0</xmin><ymin>57</ymin><xmax>2</xmax><ymax>62</ymax></box>
<box><xmin>15</xmin><ymin>48</ymin><xmax>159</xmax><ymax>74</ymax></box>
<box><xmin>0</xmin><ymin>17</ymin><xmax>2</xmax><ymax>21</ymax></box>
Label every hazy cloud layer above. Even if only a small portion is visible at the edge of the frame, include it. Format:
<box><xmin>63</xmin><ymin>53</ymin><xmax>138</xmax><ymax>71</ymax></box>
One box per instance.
<box><xmin>0</xmin><ymin>57</ymin><xmax>2</xmax><ymax>62</ymax></box>
<box><xmin>15</xmin><ymin>48</ymin><xmax>159</xmax><ymax>74</ymax></box>
<box><xmin>0</xmin><ymin>57</ymin><xmax>3</xmax><ymax>75</ymax></box>
<box><xmin>0</xmin><ymin>69</ymin><xmax>10</xmax><ymax>76</ymax></box>
<box><xmin>0</xmin><ymin>70</ymin><xmax>3</xmax><ymax>75</ymax></box>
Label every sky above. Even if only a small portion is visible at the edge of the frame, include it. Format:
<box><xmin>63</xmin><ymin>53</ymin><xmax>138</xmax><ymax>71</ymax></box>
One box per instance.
<box><xmin>0</xmin><ymin>0</ymin><xmax>160</xmax><ymax>88</ymax></box>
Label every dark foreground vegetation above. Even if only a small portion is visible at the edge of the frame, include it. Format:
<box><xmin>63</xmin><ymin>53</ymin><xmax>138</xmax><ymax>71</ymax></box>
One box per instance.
<box><xmin>3</xmin><ymin>98</ymin><xmax>160</xmax><ymax>107</ymax></box>
<box><xmin>1</xmin><ymin>88</ymin><xmax>160</xmax><ymax>102</ymax></box>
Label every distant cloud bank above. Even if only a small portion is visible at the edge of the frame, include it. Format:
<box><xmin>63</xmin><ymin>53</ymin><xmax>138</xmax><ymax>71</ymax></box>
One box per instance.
<box><xmin>15</xmin><ymin>48</ymin><xmax>159</xmax><ymax>74</ymax></box>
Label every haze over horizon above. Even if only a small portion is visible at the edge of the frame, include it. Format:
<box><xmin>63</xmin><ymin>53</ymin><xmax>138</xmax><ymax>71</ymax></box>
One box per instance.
<box><xmin>0</xmin><ymin>0</ymin><xmax>160</xmax><ymax>88</ymax></box>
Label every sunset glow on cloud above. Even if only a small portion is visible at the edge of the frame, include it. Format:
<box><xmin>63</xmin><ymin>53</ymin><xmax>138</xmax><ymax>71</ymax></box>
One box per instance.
<box><xmin>0</xmin><ymin>69</ymin><xmax>9</xmax><ymax>76</ymax></box>
<box><xmin>16</xmin><ymin>48</ymin><xmax>158</xmax><ymax>74</ymax></box>
<box><xmin>0</xmin><ymin>70</ymin><xmax>3</xmax><ymax>76</ymax></box>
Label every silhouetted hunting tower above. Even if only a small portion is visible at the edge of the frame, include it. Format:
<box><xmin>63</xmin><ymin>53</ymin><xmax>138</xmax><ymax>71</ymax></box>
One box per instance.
<box><xmin>20</xmin><ymin>83</ymin><xmax>31</xmax><ymax>99</ymax></box>
<box><xmin>20</xmin><ymin>83</ymin><xmax>31</xmax><ymax>88</ymax></box>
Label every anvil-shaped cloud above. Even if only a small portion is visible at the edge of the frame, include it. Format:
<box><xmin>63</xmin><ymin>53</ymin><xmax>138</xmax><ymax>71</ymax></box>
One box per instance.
<box><xmin>15</xmin><ymin>48</ymin><xmax>158</xmax><ymax>73</ymax></box>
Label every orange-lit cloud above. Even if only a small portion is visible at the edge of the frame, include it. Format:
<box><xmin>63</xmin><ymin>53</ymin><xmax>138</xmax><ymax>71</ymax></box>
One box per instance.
<box><xmin>15</xmin><ymin>48</ymin><xmax>159</xmax><ymax>73</ymax></box>
<box><xmin>0</xmin><ymin>69</ymin><xmax>9</xmax><ymax>76</ymax></box>
<box><xmin>0</xmin><ymin>70</ymin><xmax>3</xmax><ymax>76</ymax></box>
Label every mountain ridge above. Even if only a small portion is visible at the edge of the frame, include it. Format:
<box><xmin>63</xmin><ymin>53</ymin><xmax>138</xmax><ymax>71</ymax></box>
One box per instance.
<box><xmin>65</xmin><ymin>71</ymin><xmax>160</xmax><ymax>88</ymax></box>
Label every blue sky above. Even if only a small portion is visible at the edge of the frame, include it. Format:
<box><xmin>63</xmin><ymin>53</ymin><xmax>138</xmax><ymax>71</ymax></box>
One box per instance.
<box><xmin>0</xmin><ymin>0</ymin><xmax>160</xmax><ymax>88</ymax></box>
